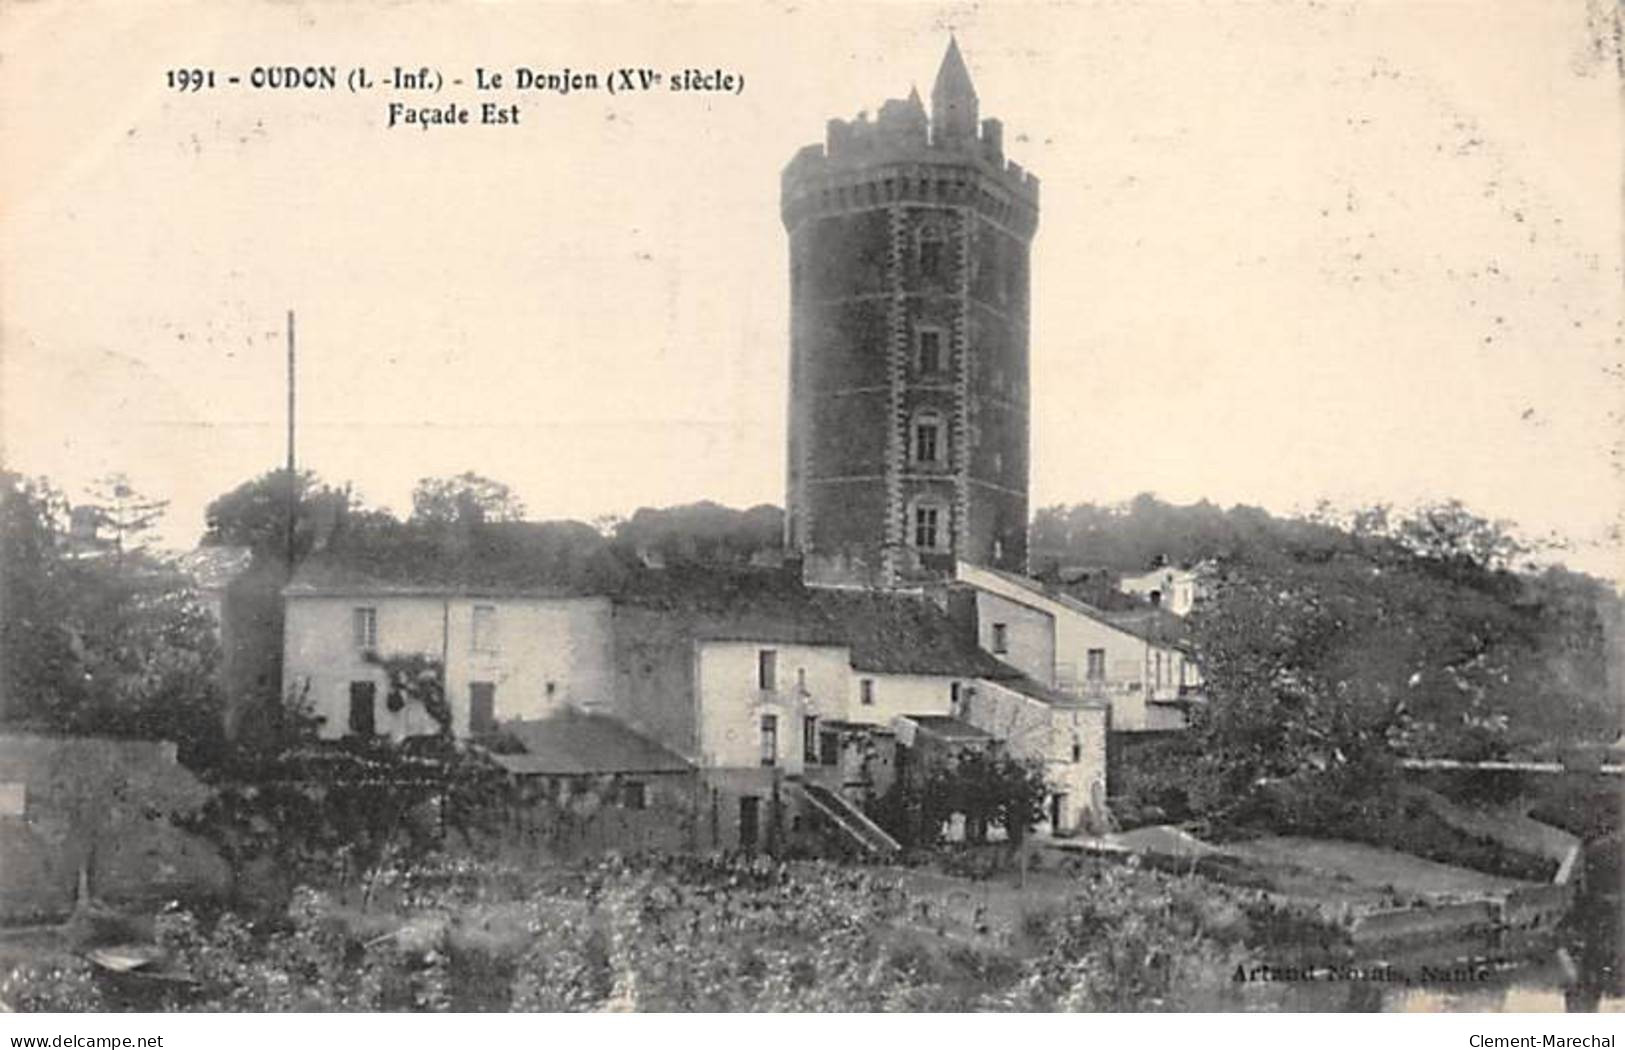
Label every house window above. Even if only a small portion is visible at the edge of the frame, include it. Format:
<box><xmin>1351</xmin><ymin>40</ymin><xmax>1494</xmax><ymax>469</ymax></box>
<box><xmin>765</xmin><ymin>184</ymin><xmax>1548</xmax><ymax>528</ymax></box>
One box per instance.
<box><xmin>796</xmin><ymin>667</ymin><xmax>807</xmax><ymax>694</ymax></box>
<box><xmin>912</xmin><ymin>416</ymin><xmax>942</xmax><ymax>465</ymax></box>
<box><xmin>913</xmin><ymin>505</ymin><xmax>941</xmax><ymax>550</ymax></box>
<box><xmin>804</xmin><ymin>716</ymin><xmax>818</xmax><ymax>764</ymax></box>
<box><xmin>1071</xmin><ymin>739</ymin><xmax>1083</xmax><ymax>763</ymax></box>
<box><xmin>760</xmin><ymin>714</ymin><xmax>778</xmax><ymax>767</ymax></box>
<box><xmin>919</xmin><ymin>223</ymin><xmax>946</xmax><ymax>280</ymax></box>
<box><xmin>1086</xmin><ymin>649</ymin><xmax>1106</xmax><ymax>682</ymax></box>
<box><xmin>917</xmin><ymin>328</ymin><xmax>943</xmax><ymax>374</ymax></box>
<box><xmin>820</xmin><ymin>731</ymin><xmax>839</xmax><ymax>767</ymax></box>
<box><xmin>1155</xmin><ymin>651</ymin><xmax>1165</xmax><ymax>686</ymax></box>
<box><xmin>348</xmin><ymin>681</ymin><xmax>376</xmax><ymax>736</ymax></box>
<box><xmin>950</xmin><ymin>681</ymin><xmax>961</xmax><ymax>707</ymax></box>
<box><xmin>758</xmin><ymin>650</ymin><xmax>777</xmax><ymax>691</ymax></box>
<box><xmin>860</xmin><ymin>678</ymin><xmax>875</xmax><ymax>706</ymax></box>
<box><xmin>352</xmin><ymin>607</ymin><xmax>377</xmax><ymax>651</ymax></box>
<box><xmin>621</xmin><ymin>780</ymin><xmax>647</xmax><ymax>810</ymax></box>
<box><xmin>991</xmin><ymin>623</ymin><xmax>1008</xmax><ymax>654</ymax></box>
<box><xmin>469</xmin><ymin>681</ymin><xmax>496</xmax><ymax>736</ymax></box>
<box><xmin>471</xmin><ymin>605</ymin><xmax>498</xmax><ymax>652</ymax></box>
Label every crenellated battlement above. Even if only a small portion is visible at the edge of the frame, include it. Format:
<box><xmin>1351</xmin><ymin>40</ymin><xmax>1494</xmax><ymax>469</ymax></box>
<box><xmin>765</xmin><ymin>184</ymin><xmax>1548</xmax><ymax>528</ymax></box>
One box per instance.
<box><xmin>780</xmin><ymin>138</ymin><xmax>1040</xmax><ymax>238</ymax></box>
<box><xmin>780</xmin><ymin>44</ymin><xmax>1039</xmax><ymax>236</ymax></box>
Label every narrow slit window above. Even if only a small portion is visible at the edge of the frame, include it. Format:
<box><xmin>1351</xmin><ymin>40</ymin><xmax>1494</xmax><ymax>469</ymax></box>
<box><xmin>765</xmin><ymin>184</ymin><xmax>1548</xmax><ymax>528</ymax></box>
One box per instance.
<box><xmin>917</xmin><ymin>328</ymin><xmax>943</xmax><ymax>374</ymax></box>
<box><xmin>919</xmin><ymin>224</ymin><xmax>946</xmax><ymax>280</ymax></box>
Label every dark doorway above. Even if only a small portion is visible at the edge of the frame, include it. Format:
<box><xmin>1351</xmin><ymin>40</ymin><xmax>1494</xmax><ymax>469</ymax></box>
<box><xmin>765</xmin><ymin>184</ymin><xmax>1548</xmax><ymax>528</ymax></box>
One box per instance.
<box><xmin>348</xmin><ymin>681</ymin><xmax>377</xmax><ymax>736</ymax></box>
<box><xmin>1050</xmin><ymin>792</ymin><xmax>1068</xmax><ymax>834</ymax></box>
<box><xmin>469</xmin><ymin>681</ymin><xmax>496</xmax><ymax>735</ymax></box>
<box><xmin>738</xmin><ymin>795</ymin><xmax>760</xmax><ymax>851</ymax></box>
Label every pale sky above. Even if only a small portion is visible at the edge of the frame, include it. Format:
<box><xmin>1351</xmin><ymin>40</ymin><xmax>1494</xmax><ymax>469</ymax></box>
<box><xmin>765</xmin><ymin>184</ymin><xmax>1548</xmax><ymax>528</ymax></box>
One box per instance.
<box><xmin>2</xmin><ymin>1</ymin><xmax>1620</xmax><ymax>577</ymax></box>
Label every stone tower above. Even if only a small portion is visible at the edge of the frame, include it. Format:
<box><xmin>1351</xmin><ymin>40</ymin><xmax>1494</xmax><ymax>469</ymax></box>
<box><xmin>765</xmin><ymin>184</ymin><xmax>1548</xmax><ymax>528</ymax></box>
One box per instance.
<box><xmin>782</xmin><ymin>39</ymin><xmax>1039</xmax><ymax>588</ymax></box>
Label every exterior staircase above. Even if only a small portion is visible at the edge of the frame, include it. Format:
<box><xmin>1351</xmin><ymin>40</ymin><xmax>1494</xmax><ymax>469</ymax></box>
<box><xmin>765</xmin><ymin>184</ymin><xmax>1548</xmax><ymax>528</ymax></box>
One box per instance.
<box><xmin>791</xmin><ymin>781</ymin><xmax>901</xmax><ymax>857</ymax></box>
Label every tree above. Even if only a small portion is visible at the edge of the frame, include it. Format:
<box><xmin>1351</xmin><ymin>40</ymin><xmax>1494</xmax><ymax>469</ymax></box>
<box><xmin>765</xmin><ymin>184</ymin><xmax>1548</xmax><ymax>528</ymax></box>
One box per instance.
<box><xmin>82</xmin><ymin>473</ymin><xmax>169</xmax><ymax>559</ymax></box>
<box><xmin>1183</xmin><ymin>502</ymin><xmax>1621</xmax><ymax>823</ymax></box>
<box><xmin>410</xmin><ymin>472</ymin><xmax>526</xmax><ymax>526</ymax></box>
<box><xmin>611</xmin><ymin>502</ymin><xmax>783</xmax><ymax>566</ymax></box>
<box><xmin>1</xmin><ymin>471</ymin><xmax>225</xmax><ymax>765</ymax></box>
<box><xmin>879</xmin><ymin>746</ymin><xmax>1048</xmax><ymax>848</ymax></box>
<box><xmin>202</xmin><ymin>469</ymin><xmax>355</xmax><ymax>561</ymax></box>
<box><xmin>0</xmin><ymin>474</ymin><xmax>75</xmax><ymax>723</ymax></box>
<box><xmin>1029</xmin><ymin>493</ymin><xmax>1353</xmax><ymax>576</ymax></box>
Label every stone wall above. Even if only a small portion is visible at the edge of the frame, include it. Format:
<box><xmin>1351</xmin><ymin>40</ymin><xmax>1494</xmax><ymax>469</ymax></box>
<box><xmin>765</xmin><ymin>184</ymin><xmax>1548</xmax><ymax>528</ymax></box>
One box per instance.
<box><xmin>0</xmin><ymin>734</ymin><xmax>227</xmax><ymax>923</ymax></box>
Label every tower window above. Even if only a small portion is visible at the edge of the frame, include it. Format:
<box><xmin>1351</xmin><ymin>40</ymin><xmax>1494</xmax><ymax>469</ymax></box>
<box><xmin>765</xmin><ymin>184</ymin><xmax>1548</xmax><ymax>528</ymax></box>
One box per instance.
<box><xmin>913</xmin><ymin>505</ymin><xmax>941</xmax><ymax>550</ymax></box>
<box><xmin>911</xmin><ymin>412</ymin><xmax>944</xmax><ymax>465</ymax></box>
<box><xmin>917</xmin><ymin>328</ymin><xmax>943</xmax><ymax>374</ymax></box>
<box><xmin>918</xmin><ymin>224</ymin><xmax>946</xmax><ymax>281</ymax></box>
<box><xmin>915</xmin><ymin>421</ymin><xmax>938</xmax><ymax>463</ymax></box>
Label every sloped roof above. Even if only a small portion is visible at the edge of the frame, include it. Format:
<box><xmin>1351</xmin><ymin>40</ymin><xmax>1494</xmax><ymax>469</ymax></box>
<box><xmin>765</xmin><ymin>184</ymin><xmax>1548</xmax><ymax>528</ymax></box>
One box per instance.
<box><xmin>1095</xmin><ymin>607</ymin><xmax>1192</xmax><ymax>648</ymax></box>
<box><xmin>906</xmin><ymin>715</ymin><xmax>993</xmax><ymax>742</ymax></box>
<box><xmin>285</xmin><ymin>521</ymin><xmax>613</xmax><ymax>597</ymax></box>
<box><xmin>614</xmin><ymin>567</ymin><xmax>847</xmax><ymax>647</ymax></box>
<box><xmin>493</xmin><ymin>710</ymin><xmax>692</xmax><ymax>776</ymax></box>
<box><xmin>992</xmin><ymin>671</ymin><xmax>1106</xmax><ymax>710</ymax></box>
<box><xmin>932</xmin><ymin>37</ymin><xmax>977</xmax><ymax>102</ymax></box>
<box><xmin>613</xmin><ymin>568</ymin><xmax>1011</xmax><ymax>677</ymax></box>
<box><xmin>808</xmin><ymin>588</ymin><xmax>1015</xmax><ymax>679</ymax></box>
<box><xmin>965</xmin><ymin>562</ymin><xmax>1193</xmax><ymax>652</ymax></box>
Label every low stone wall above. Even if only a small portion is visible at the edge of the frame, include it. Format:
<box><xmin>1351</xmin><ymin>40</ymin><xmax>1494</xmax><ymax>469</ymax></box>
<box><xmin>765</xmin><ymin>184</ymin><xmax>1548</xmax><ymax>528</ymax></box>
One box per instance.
<box><xmin>0</xmin><ymin>733</ymin><xmax>228</xmax><ymax>923</ymax></box>
<box><xmin>1350</xmin><ymin>901</ymin><xmax>1498</xmax><ymax>945</ymax></box>
<box><xmin>1500</xmin><ymin>883</ymin><xmax>1576</xmax><ymax>931</ymax></box>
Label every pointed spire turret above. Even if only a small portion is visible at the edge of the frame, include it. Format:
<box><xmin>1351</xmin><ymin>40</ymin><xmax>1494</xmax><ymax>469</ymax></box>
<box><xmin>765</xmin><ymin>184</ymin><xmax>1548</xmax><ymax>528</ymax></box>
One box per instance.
<box><xmin>931</xmin><ymin>36</ymin><xmax>979</xmax><ymax>146</ymax></box>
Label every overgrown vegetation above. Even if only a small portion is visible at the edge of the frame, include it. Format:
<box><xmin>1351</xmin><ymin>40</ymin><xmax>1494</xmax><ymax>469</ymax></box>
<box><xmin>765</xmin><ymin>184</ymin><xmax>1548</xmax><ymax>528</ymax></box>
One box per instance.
<box><xmin>185</xmin><ymin>733</ymin><xmax>517</xmax><ymax>909</ymax></box>
<box><xmin>1</xmin><ymin>473</ymin><xmax>225</xmax><ymax>766</ymax></box>
<box><xmin>870</xmin><ymin>747</ymin><xmax>1049</xmax><ymax>849</ymax></box>
<box><xmin>2</xmin><ymin>854</ymin><xmax>1350</xmax><ymax>1012</ymax></box>
<box><xmin>1066</xmin><ymin>494</ymin><xmax>1621</xmax><ymax>840</ymax></box>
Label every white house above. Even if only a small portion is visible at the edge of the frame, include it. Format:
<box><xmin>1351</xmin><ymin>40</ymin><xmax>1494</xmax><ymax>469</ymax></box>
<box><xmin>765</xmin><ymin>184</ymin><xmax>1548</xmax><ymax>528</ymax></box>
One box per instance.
<box><xmin>962</xmin><ymin>677</ymin><xmax>1107</xmax><ymax>834</ymax></box>
<box><xmin>279</xmin><ymin>551</ymin><xmax>1113</xmax><ymax>845</ymax></box>
<box><xmin>282</xmin><ymin>555</ymin><xmax>614</xmax><ymax>741</ymax></box>
<box><xmin>1118</xmin><ymin>562</ymin><xmax>1208</xmax><ymax>617</ymax></box>
<box><xmin>608</xmin><ymin>576</ymin><xmax>1111</xmax><ymax>844</ymax></box>
<box><xmin>954</xmin><ymin>560</ymin><xmax>1202</xmax><ymax>732</ymax></box>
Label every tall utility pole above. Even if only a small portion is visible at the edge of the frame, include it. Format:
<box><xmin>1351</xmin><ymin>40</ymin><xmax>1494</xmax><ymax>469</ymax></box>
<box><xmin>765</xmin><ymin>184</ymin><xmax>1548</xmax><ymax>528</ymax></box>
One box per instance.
<box><xmin>286</xmin><ymin>309</ymin><xmax>297</xmax><ymax>577</ymax></box>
